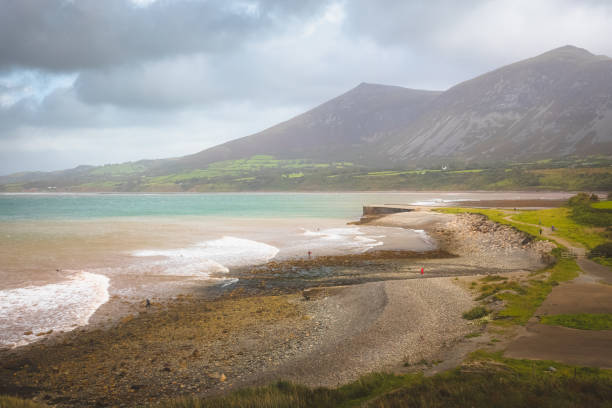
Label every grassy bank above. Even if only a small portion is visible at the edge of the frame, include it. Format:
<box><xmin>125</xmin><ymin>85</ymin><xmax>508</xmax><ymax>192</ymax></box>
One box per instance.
<box><xmin>465</xmin><ymin>251</ymin><xmax>579</xmax><ymax>326</ymax></box>
<box><xmin>437</xmin><ymin>207</ymin><xmax>582</xmax><ymax>325</ymax></box>
<box><xmin>512</xmin><ymin>207</ymin><xmax>607</xmax><ymax>249</ymax></box>
<box><xmin>541</xmin><ymin>313</ymin><xmax>612</xmax><ymax>330</ymax></box>
<box><xmin>4</xmin><ymin>353</ymin><xmax>612</xmax><ymax>408</ymax></box>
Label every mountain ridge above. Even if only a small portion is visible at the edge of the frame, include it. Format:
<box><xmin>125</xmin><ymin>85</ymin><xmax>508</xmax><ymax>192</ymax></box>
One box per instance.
<box><xmin>2</xmin><ymin>45</ymin><xmax>612</xmax><ymax>190</ymax></box>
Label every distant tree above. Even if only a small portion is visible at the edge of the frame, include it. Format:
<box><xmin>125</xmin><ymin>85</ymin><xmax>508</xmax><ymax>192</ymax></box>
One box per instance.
<box><xmin>568</xmin><ymin>192</ymin><xmax>593</xmax><ymax>206</ymax></box>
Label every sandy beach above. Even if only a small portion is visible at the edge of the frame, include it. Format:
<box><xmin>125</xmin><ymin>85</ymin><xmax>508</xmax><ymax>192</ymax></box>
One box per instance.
<box><xmin>0</xmin><ymin>209</ymin><xmax>553</xmax><ymax>407</ymax></box>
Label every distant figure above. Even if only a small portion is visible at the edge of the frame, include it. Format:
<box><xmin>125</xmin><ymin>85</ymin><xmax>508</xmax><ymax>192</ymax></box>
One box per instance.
<box><xmin>145</xmin><ymin>299</ymin><xmax>151</xmax><ymax>309</ymax></box>
<box><xmin>420</xmin><ymin>267</ymin><xmax>424</xmax><ymax>275</ymax></box>
<box><xmin>308</xmin><ymin>250</ymin><xmax>312</xmax><ymax>258</ymax></box>
<box><xmin>551</xmin><ymin>225</ymin><xmax>556</xmax><ymax>232</ymax></box>
<box><xmin>539</xmin><ymin>228</ymin><xmax>543</xmax><ymax>235</ymax></box>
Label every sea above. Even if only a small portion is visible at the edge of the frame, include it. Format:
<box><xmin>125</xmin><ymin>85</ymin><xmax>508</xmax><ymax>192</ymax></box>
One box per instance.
<box><xmin>0</xmin><ymin>191</ymin><xmax>572</xmax><ymax>347</ymax></box>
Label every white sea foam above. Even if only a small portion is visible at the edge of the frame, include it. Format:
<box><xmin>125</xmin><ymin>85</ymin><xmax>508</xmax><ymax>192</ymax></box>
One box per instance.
<box><xmin>410</xmin><ymin>198</ymin><xmax>468</xmax><ymax>206</ymax></box>
<box><xmin>131</xmin><ymin>236</ymin><xmax>279</xmax><ymax>277</ymax></box>
<box><xmin>0</xmin><ymin>271</ymin><xmax>110</xmax><ymax>347</ymax></box>
<box><xmin>299</xmin><ymin>227</ymin><xmax>384</xmax><ymax>253</ymax></box>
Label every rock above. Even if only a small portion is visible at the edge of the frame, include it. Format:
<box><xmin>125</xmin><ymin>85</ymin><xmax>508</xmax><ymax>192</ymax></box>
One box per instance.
<box><xmin>546</xmin><ymin>366</ymin><xmax>557</xmax><ymax>372</ymax></box>
<box><xmin>120</xmin><ymin>315</ymin><xmax>134</xmax><ymax>324</ymax></box>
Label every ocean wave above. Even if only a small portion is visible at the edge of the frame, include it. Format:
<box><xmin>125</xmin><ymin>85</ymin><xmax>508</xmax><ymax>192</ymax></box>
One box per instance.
<box><xmin>299</xmin><ymin>226</ymin><xmax>384</xmax><ymax>253</ymax></box>
<box><xmin>131</xmin><ymin>236</ymin><xmax>279</xmax><ymax>277</ymax></box>
<box><xmin>410</xmin><ymin>198</ymin><xmax>469</xmax><ymax>206</ymax></box>
<box><xmin>0</xmin><ymin>271</ymin><xmax>110</xmax><ymax>347</ymax></box>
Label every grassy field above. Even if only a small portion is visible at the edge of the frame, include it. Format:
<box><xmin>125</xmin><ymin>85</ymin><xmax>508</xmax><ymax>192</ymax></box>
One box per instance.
<box><xmin>592</xmin><ymin>201</ymin><xmax>612</xmax><ymax>210</ymax></box>
<box><xmin>511</xmin><ymin>208</ymin><xmax>607</xmax><ymax>249</ymax></box>
<box><xmin>4</xmin><ymin>155</ymin><xmax>612</xmax><ymax>192</ymax></box>
<box><xmin>541</xmin><ymin>313</ymin><xmax>612</xmax><ymax>330</ymax></box>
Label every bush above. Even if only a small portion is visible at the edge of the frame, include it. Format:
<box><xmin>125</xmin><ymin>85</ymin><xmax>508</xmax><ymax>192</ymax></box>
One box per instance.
<box><xmin>568</xmin><ymin>192</ymin><xmax>597</xmax><ymax>206</ymax></box>
<box><xmin>568</xmin><ymin>193</ymin><xmax>612</xmax><ymax>227</ymax></box>
<box><xmin>589</xmin><ymin>242</ymin><xmax>612</xmax><ymax>259</ymax></box>
<box><xmin>462</xmin><ymin>306</ymin><xmax>489</xmax><ymax>320</ymax></box>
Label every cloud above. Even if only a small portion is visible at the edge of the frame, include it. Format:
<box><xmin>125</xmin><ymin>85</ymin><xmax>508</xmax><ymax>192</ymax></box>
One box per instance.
<box><xmin>0</xmin><ymin>102</ymin><xmax>303</xmax><ymax>174</ymax></box>
<box><xmin>1</xmin><ymin>0</ymin><xmax>612</xmax><ymax>174</ymax></box>
<box><xmin>343</xmin><ymin>0</ymin><xmax>612</xmax><ymax>69</ymax></box>
<box><xmin>0</xmin><ymin>0</ymin><xmax>330</xmax><ymax>72</ymax></box>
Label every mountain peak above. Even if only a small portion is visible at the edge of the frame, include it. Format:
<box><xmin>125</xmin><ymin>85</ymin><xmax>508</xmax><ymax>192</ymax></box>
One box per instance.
<box><xmin>535</xmin><ymin>45</ymin><xmax>606</xmax><ymax>61</ymax></box>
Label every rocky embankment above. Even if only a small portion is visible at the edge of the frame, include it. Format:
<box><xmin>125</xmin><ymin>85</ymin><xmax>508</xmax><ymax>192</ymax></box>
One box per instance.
<box><xmin>432</xmin><ymin>213</ymin><xmax>555</xmax><ymax>270</ymax></box>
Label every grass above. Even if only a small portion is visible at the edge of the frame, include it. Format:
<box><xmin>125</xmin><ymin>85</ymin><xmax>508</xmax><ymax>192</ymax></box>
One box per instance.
<box><xmin>5</xmin><ymin>353</ymin><xmax>612</xmax><ymax>407</ymax></box>
<box><xmin>90</xmin><ymin>162</ymin><xmax>147</xmax><ymax>176</ymax></box>
<box><xmin>541</xmin><ymin>313</ymin><xmax>612</xmax><ymax>330</ymax></box>
<box><xmin>491</xmin><ymin>251</ymin><xmax>579</xmax><ymax>326</ymax></box>
<box><xmin>591</xmin><ymin>257</ymin><xmax>612</xmax><ymax>268</ymax></box>
<box><xmin>147</xmin><ymin>351</ymin><xmax>612</xmax><ymax>407</ymax></box>
<box><xmin>511</xmin><ymin>207</ymin><xmax>607</xmax><ymax>249</ymax></box>
<box><xmin>462</xmin><ymin>306</ymin><xmax>489</xmax><ymax>320</ymax></box>
<box><xmin>592</xmin><ymin>201</ymin><xmax>612</xmax><ymax>210</ymax></box>
<box><xmin>442</xmin><ymin>208</ymin><xmax>582</xmax><ymax>326</ymax></box>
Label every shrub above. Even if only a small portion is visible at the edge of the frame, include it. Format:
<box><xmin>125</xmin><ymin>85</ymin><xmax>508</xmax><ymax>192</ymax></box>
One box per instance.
<box><xmin>589</xmin><ymin>242</ymin><xmax>612</xmax><ymax>259</ymax></box>
<box><xmin>462</xmin><ymin>306</ymin><xmax>489</xmax><ymax>320</ymax></box>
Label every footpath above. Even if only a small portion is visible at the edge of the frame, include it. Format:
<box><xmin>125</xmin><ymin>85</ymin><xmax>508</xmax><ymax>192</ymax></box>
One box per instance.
<box><xmin>502</xmin><ymin>214</ymin><xmax>612</xmax><ymax>368</ymax></box>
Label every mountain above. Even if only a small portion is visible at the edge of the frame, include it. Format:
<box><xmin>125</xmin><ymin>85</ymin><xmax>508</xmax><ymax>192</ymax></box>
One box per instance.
<box><xmin>170</xmin><ymin>83</ymin><xmax>441</xmax><ymax>171</ymax></box>
<box><xmin>383</xmin><ymin>45</ymin><xmax>612</xmax><ymax>164</ymax></box>
<box><xmin>2</xmin><ymin>45</ymin><xmax>612</xmax><ymax>191</ymax></box>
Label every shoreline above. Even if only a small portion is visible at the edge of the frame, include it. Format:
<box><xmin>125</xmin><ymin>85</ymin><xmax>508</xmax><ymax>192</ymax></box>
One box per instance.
<box><xmin>0</xmin><ymin>208</ymin><xmax>553</xmax><ymax>406</ymax></box>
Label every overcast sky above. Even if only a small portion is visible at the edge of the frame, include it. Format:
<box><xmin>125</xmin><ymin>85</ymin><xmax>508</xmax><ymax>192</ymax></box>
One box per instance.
<box><xmin>2</xmin><ymin>0</ymin><xmax>612</xmax><ymax>175</ymax></box>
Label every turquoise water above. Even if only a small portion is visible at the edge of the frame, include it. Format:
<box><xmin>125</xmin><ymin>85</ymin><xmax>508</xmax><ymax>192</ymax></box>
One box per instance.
<box><xmin>0</xmin><ymin>191</ymin><xmax>572</xmax><ymax>221</ymax></box>
<box><xmin>0</xmin><ymin>192</ymin><xmax>422</xmax><ymax>220</ymax></box>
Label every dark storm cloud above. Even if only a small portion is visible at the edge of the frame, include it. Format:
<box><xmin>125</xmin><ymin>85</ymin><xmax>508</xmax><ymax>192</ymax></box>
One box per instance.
<box><xmin>0</xmin><ymin>0</ymin><xmax>330</xmax><ymax>71</ymax></box>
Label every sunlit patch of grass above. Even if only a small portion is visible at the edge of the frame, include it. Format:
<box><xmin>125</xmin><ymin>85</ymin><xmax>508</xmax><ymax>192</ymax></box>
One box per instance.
<box><xmin>511</xmin><ymin>208</ymin><xmax>607</xmax><ymax>249</ymax></box>
<box><xmin>463</xmin><ymin>306</ymin><xmax>489</xmax><ymax>320</ymax></box>
<box><xmin>541</xmin><ymin>313</ymin><xmax>612</xmax><ymax>330</ymax></box>
<box><xmin>592</xmin><ymin>201</ymin><xmax>612</xmax><ymax>210</ymax></box>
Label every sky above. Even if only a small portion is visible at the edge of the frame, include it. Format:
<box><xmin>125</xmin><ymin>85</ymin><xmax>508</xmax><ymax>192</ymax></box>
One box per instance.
<box><xmin>2</xmin><ymin>0</ymin><xmax>612</xmax><ymax>175</ymax></box>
